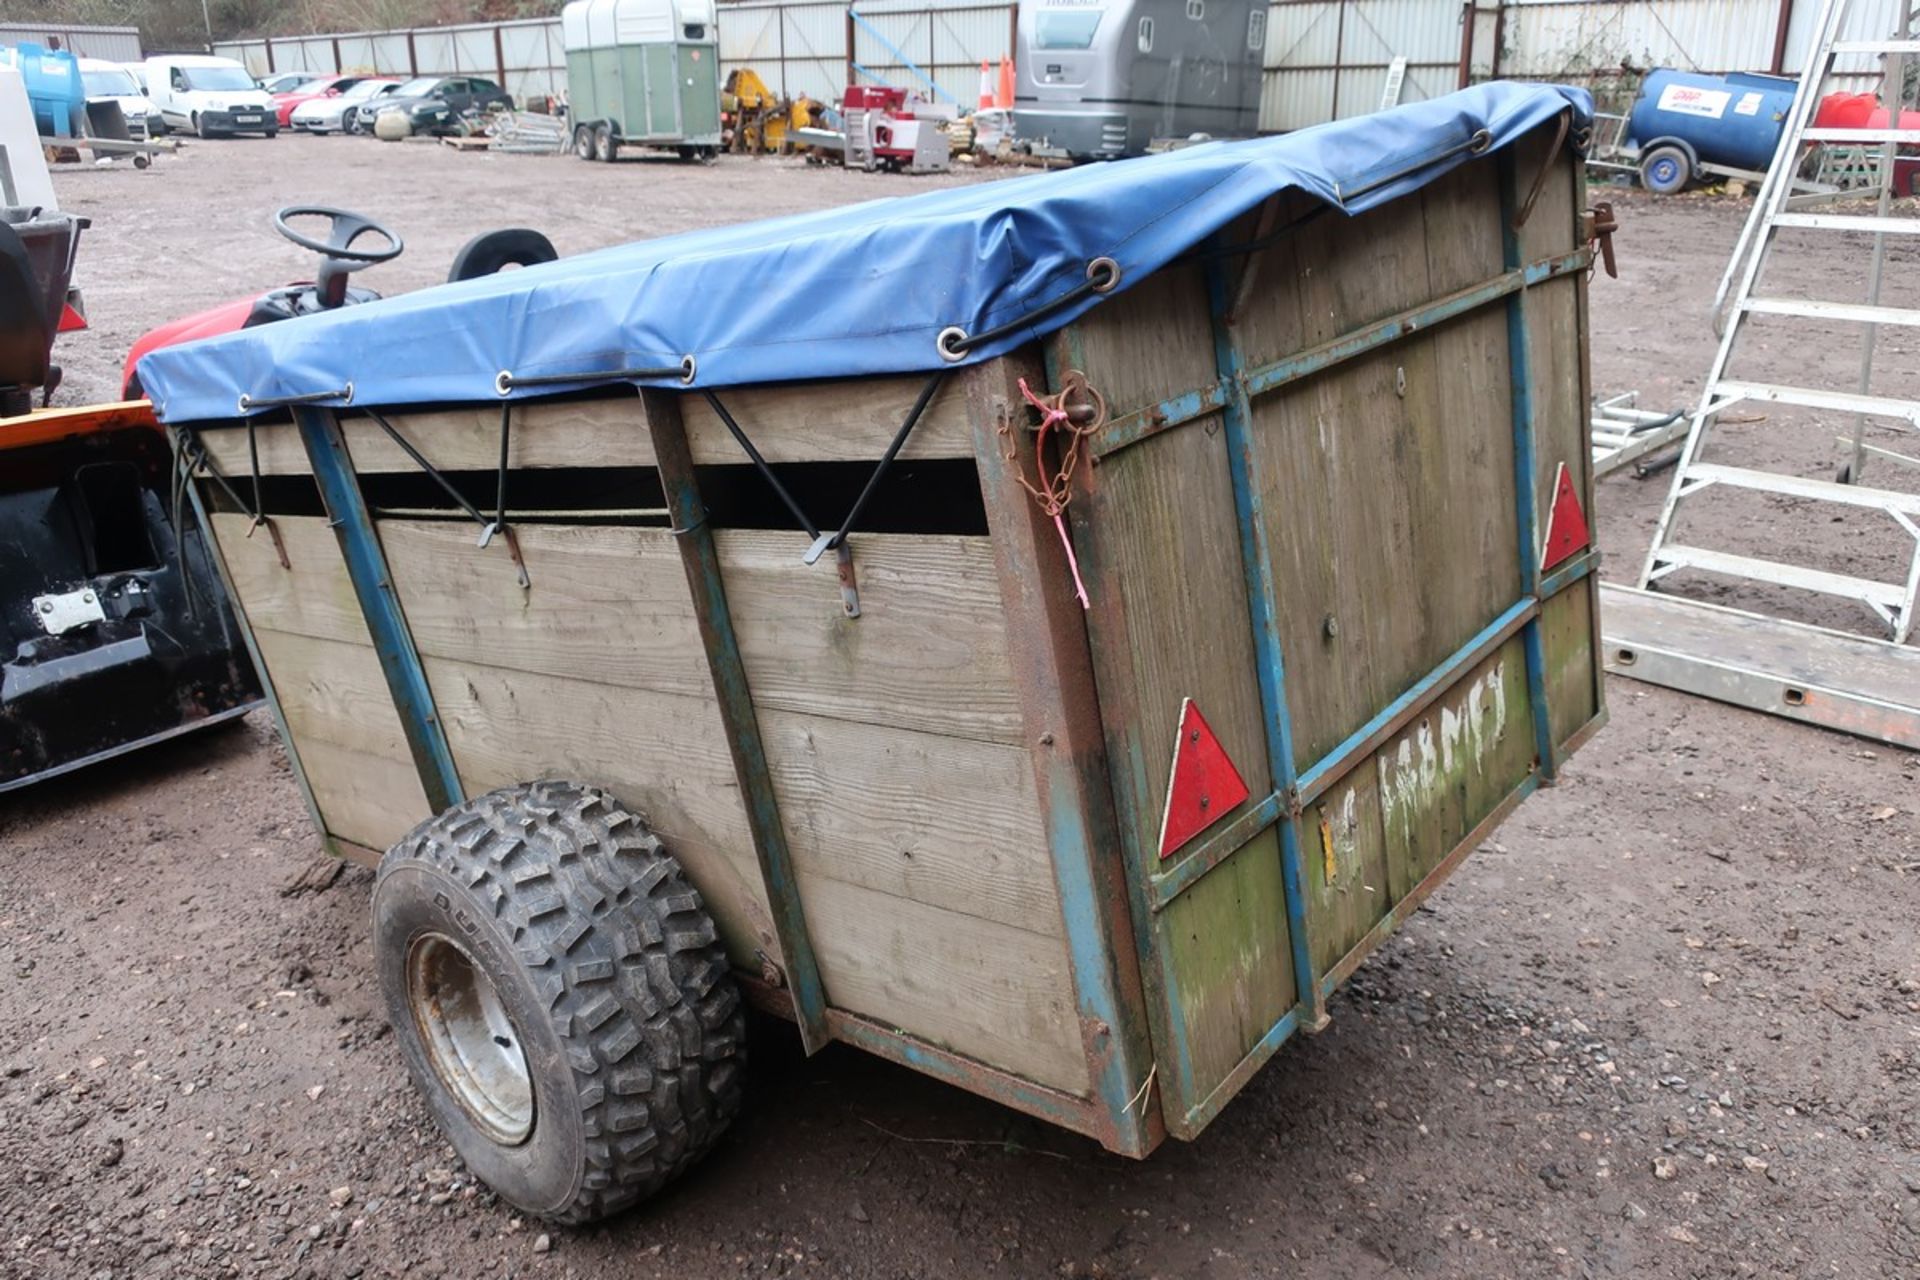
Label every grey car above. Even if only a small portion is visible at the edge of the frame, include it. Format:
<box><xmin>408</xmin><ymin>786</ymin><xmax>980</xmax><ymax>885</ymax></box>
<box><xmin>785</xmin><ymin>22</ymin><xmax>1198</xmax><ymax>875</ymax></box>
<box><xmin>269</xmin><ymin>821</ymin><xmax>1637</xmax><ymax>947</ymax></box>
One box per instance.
<box><xmin>352</xmin><ymin>75</ymin><xmax>512</xmax><ymax>135</ymax></box>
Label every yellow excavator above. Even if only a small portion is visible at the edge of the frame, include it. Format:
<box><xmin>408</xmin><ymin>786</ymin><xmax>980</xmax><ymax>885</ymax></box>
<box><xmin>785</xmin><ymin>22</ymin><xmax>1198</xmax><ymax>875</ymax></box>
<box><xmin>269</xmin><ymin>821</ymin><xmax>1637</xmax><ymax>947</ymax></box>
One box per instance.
<box><xmin>722</xmin><ymin>68</ymin><xmax>819</xmax><ymax>155</ymax></box>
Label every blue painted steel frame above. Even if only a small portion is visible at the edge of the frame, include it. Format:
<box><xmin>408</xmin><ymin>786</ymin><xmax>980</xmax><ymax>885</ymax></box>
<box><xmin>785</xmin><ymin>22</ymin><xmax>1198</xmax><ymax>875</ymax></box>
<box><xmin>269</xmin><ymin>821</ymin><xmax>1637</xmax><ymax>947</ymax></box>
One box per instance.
<box><xmin>1203</xmin><ymin>237</ymin><xmax>1325</xmax><ymax>1034</ymax></box>
<box><xmin>293</xmin><ymin>407</ymin><xmax>465</xmax><ymax>814</ymax></box>
<box><xmin>1498</xmin><ymin>154</ymin><xmax>1561</xmax><ymax>783</ymax></box>
<box><xmin>639</xmin><ymin>388</ymin><xmax>834</xmax><ymax>1057</ymax></box>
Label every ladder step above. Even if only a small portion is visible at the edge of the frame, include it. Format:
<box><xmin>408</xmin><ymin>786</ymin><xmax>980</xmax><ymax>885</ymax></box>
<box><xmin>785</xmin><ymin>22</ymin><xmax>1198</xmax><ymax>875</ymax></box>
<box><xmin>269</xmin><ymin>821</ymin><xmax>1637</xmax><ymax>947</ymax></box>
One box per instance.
<box><xmin>1712</xmin><ymin>379</ymin><xmax>1920</xmax><ymax>425</ymax></box>
<box><xmin>1652</xmin><ymin>544</ymin><xmax>1909</xmax><ymax>609</ymax></box>
<box><xmin>1831</xmin><ymin>39</ymin><xmax>1920</xmax><ymax>53</ymax></box>
<box><xmin>1741</xmin><ymin>297</ymin><xmax>1920</xmax><ymax>327</ymax></box>
<box><xmin>1681</xmin><ymin>463</ymin><xmax>1920</xmax><ymax>516</ymax></box>
<box><xmin>1771</xmin><ymin>212</ymin><xmax>1920</xmax><ymax>235</ymax></box>
<box><xmin>1802</xmin><ymin>127</ymin><xmax>1920</xmax><ymax>144</ymax></box>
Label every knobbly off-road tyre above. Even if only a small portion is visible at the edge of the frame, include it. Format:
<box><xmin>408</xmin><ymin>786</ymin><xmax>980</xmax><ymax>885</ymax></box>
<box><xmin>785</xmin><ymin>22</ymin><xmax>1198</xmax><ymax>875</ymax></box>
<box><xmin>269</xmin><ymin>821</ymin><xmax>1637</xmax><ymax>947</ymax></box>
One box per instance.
<box><xmin>373</xmin><ymin>779</ymin><xmax>745</xmax><ymax>1223</ymax></box>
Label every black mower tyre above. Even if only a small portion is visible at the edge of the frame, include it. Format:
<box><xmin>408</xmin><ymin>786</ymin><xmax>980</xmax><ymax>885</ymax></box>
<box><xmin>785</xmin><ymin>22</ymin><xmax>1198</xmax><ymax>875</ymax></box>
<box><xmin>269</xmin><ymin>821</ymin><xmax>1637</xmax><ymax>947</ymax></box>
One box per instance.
<box><xmin>373</xmin><ymin>780</ymin><xmax>744</xmax><ymax>1224</ymax></box>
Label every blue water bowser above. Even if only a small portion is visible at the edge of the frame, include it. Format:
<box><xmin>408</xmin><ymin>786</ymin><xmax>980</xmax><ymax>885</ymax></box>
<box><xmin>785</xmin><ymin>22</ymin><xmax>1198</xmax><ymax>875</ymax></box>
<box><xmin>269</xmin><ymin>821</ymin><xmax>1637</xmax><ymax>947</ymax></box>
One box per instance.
<box><xmin>2</xmin><ymin>42</ymin><xmax>87</xmax><ymax>138</ymax></box>
<box><xmin>1625</xmin><ymin>69</ymin><xmax>1797</xmax><ymax>193</ymax></box>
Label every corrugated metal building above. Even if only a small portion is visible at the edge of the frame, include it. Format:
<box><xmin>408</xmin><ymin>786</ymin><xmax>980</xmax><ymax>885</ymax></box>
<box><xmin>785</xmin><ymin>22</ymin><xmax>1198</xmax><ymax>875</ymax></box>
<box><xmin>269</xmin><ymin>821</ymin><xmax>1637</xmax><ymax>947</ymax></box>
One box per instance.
<box><xmin>1265</xmin><ymin>0</ymin><xmax>1908</xmax><ymax>129</ymax></box>
<box><xmin>215</xmin><ymin>1</ymin><xmax>1909</xmax><ymax>129</ymax></box>
<box><xmin>0</xmin><ymin>21</ymin><xmax>142</xmax><ymax>63</ymax></box>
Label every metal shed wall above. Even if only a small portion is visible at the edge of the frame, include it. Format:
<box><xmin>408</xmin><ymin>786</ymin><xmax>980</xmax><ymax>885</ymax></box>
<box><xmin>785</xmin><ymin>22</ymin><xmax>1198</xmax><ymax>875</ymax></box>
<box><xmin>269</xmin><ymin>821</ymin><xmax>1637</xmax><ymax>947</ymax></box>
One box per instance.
<box><xmin>0</xmin><ymin>21</ymin><xmax>142</xmax><ymax>62</ymax></box>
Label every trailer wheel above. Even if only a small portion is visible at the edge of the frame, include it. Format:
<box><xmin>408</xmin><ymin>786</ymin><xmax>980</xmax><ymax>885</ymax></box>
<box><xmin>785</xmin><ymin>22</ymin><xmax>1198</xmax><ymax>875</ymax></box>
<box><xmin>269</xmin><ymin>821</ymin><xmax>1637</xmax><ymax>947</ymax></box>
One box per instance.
<box><xmin>1639</xmin><ymin>146</ymin><xmax>1691</xmax><ymax>195</ymax></box>
<box><xmin>593</xmin><ymin>124</ymin><xmax>617</xmax><ymax>162</ymax></box>
<box><xmin>373</xmin><ymin>780</ymin><xmax>745</xmax><ymax>1223</ymax></box>
<box><xmin>573</xmin><ymin>123</ymin><xmax>594</xmax><ymax>159</ymax></box>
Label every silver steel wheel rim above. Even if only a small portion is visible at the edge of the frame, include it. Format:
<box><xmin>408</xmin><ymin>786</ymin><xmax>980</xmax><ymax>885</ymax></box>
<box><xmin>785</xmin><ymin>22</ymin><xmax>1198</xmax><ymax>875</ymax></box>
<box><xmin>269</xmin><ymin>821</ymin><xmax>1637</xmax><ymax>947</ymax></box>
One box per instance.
<box><xmin>406</xmin><ymin>932</ymin><xmax>535</xmax><ymax>1145</ymax></box>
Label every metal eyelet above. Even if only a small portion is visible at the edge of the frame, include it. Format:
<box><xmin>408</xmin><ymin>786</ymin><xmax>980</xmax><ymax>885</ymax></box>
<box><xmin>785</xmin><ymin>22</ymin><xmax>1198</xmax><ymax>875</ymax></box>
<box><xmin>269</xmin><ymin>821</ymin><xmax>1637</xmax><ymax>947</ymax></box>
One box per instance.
<box><xmin>679</xmin><ymin>354</ymin><xmax>698</xmax><ymax>385</ymax></box>
<box><xmin>1086</xmin><ymin>257</ymin><xmax>1122</xmax><ymax>293</ymax></box>
<box><xmin>936</xmin><ymin>326</ymin><xmax>969</xmax><ymax>363</ymax></box>
<box><xmin>494</xmin><ymin>370</ymin><xmax>514</xmax><ymax>397</ymax></box>
<box><xmin>236</xmin><ymin>393</ymin><xmax>253</xmax><ymax>413</ymax></box>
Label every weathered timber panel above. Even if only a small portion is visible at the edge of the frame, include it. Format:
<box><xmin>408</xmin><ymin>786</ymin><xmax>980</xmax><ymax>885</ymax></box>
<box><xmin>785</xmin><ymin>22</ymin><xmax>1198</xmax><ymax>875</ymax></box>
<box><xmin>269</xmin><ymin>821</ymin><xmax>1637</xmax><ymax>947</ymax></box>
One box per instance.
<box><xmin>197</xmin><ymin>396</ymin><xmax>656</xmax><ymax>477</ymax></box>
<box><xmin>800</xmin><ymin>875</ymin><xmax>1089</xmax><ymax>1093</ymax></box>
<box><xmin>1378</xmin><ymin>638</ymin><xmax>1533</xmax><ymax>899</ymax></box>
<box><xmin>1055</xmin><ymin>256</ymin><xmax>1291</xmax><ymax>1123</ymax></box>
<box><xmin>1243</xmin><ymin>152</ymin><xmax>1521</xmax><ymax>775</ymax></box>
<box><xmin>680</xmin><ymin>375</ymin><xmax>974</xmax><ymax>464</ymax></box>
<box><xmin>1157</xmin><ymin>826</ymin><xmax>1295</xmax><ymax>1102</ymax></box>
<box><xmin>715</xmin><ymin>530</ymin><xmax>1025</xmax><ymax>745</ymax></box>
<box><xmin>381</xmin><ymin>521</ymin><xmax>712</xmax><ymax>700</ymax></box>
<box><xmin>1305</xmin><ymin>762</ymin><xmax>1391</xmax><ymax>974</ymax></box>
<box><xmin>211</xmin><ymin>512</ymin><xmax>429</xmax><ymax>849</ymax></box>
<box><xmin>374</xmin><ymin>518</ymin><xmax>1080</xmax><ymax>1089</ymax></box>
<box><xmin>255</xmin><ymin>629</ymin><xmax>431</xmax><ymax>850</ymax></box>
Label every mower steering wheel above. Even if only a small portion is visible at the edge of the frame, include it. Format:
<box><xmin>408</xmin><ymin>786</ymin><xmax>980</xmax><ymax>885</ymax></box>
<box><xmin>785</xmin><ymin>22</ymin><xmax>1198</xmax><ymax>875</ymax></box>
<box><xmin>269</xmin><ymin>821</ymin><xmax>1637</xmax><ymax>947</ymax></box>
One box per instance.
<box><xmin>272</xmin><ymin>206</ymin><xmax>404</xmax><ymax>266</ymax></box>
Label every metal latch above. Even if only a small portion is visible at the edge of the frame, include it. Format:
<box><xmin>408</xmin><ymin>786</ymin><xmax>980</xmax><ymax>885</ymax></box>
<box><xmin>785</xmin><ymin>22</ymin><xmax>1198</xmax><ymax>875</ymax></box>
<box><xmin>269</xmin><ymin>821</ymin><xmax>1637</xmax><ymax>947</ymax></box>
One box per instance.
<box><xmin>1583</xmin><ymin>203</ymin><xmax>1619</xmax><ymax>279</ymax></box>
<box><xmin>32</xmin><ymin>586</ymin><xmax>106</xmax><ymax>636</ymax></box>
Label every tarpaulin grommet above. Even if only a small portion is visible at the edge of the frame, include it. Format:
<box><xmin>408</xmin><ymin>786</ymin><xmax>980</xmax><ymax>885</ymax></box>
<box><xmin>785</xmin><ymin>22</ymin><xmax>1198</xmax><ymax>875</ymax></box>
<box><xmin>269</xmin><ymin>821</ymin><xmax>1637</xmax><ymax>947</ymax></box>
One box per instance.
<box><xmin>679</xmin><ymin>355</ymin><xmax>697</xmax><ymax>385</ymax></box>
<box><xmin>1087</xmin><ymin>257</ymin><xmax>1121</xmax><ymax>293</ymax></box>
<box><xmin>494</xmin><ymin>370</ymin><xmax>514</xmax><ymax>397</ymax></box>
<box><xmin>936</xmin><ymin>326</ymin><xmax>969</xmax><ymax>363</ymax></box>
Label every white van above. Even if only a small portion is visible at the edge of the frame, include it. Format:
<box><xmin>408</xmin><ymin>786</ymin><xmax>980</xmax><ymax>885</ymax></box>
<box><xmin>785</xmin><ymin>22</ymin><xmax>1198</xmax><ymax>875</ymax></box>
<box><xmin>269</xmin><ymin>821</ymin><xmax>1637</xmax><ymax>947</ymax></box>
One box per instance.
<box><xmin>144</xmin><ymin>55</ymin><xmax>276</xmax><ymax>138</ymax></box>
<box><xmin>78</xmin><ymin>58</ymin><xmax>158</xmax><ymax>140</ymax></box>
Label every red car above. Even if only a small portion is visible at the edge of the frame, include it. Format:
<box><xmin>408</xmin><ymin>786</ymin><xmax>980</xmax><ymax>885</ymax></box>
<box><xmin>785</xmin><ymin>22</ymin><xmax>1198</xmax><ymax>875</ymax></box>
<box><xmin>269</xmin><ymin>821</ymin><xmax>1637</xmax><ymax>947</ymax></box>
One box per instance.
<box><xmin>270</xmin><ymin>75</ymin><xmax>365</xmax><ymax>128</ymax></box>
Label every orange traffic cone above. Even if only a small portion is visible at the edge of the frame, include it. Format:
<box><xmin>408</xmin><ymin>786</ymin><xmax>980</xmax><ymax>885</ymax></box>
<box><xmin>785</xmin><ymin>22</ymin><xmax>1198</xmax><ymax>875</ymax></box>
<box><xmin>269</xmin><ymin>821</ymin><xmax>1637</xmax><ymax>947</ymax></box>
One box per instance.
<box><xmin>978</xmin><ymin>59</ymin><xmax>994</xmax><ymax>109</ymax></box>
<box><xmin>995</xmin><ymin>55</ymin><xmax>1015</xmax><ymax>109</ymax></box>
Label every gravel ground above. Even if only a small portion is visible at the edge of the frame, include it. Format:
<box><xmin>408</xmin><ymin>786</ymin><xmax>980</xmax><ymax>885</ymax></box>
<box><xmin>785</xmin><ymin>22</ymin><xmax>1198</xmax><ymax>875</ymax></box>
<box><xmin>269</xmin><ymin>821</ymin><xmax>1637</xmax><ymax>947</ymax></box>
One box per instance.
<box><xmin>3</xmin><ymin>134</ymin><xmax>1919</xmax><ymax>1280</ymax></box>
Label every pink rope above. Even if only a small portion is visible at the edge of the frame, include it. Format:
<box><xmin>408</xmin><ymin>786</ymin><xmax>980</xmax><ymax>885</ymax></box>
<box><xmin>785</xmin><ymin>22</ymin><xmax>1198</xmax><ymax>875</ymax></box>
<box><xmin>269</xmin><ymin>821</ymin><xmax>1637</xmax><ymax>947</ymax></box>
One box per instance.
<box><xmin>1015</xmin><ymin>377</ymin><xmax>1092</xmax><ymax>611</ymax></box>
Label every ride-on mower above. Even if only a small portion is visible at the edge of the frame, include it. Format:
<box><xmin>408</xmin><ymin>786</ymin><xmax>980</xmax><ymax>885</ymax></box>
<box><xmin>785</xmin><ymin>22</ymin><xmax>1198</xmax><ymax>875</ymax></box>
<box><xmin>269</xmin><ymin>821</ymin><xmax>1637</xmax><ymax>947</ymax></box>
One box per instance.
<box><xmin>1</xmin><ymin>207</ymin><xmax>261</xmax><ymax>791</ymax></box>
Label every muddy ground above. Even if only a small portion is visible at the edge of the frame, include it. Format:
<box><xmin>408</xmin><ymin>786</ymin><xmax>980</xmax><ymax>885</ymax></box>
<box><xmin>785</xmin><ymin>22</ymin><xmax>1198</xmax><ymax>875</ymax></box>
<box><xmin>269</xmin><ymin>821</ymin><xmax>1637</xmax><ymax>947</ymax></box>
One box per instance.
<box><xmin>4</xmin><ymin>136</ymin><xmax>1920</xmax><ymax>1280</ymax></box>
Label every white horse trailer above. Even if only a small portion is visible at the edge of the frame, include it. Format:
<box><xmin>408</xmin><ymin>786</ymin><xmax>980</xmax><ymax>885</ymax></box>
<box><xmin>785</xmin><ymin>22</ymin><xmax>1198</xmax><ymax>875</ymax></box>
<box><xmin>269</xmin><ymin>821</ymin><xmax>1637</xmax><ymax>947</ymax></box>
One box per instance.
<box><xmin>1014</xmin><ymin>0</ymin><xmax>1269</xmax><ymax>159</ymax></box>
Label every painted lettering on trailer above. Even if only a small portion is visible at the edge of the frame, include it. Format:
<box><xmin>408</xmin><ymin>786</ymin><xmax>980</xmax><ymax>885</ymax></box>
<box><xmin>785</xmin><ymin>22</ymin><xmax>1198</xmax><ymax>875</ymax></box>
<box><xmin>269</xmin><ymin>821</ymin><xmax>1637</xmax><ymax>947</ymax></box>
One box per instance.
<box><xmin>1657</xmin><ymin>83</ymin><xmax>1730</xmax><ymax>119</ymax></box>
<box><xmin>1376</xmin><ymin>661</ymin><xmax>1511</xmax><ymax>850</ymax></box>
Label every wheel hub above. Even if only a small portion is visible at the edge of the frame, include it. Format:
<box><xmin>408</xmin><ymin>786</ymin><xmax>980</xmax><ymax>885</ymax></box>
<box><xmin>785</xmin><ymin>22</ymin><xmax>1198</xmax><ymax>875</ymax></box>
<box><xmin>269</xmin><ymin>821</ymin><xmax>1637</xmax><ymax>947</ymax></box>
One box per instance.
<box><xmin>406</xmin><ymin>933</ymin><xmax>535</xmax><ymax>1144</ymax></box>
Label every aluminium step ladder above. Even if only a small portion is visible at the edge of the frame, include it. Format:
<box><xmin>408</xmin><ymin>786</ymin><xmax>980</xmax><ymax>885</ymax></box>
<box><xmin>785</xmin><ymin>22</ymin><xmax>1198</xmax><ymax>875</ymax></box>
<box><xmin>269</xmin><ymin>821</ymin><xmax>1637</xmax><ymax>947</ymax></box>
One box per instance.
<box><xmin>1639</xmin><ymin>0</ymin><xmax>1920</xmax><ymax>644</ymax></box>
<box><xmin>1605</xmin><ymin>0</ymin><xmax>1920</xmax><ymax>750</ymax></box>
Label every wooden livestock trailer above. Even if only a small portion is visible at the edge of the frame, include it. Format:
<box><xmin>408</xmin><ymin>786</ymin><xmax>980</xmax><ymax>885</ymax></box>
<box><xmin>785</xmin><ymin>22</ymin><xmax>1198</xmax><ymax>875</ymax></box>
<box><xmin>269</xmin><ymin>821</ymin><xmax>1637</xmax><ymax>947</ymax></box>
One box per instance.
<box><xmin>140</xmin><ymin>83</ymin><xmax>1606</xmax><ymax>1222</ymax></box>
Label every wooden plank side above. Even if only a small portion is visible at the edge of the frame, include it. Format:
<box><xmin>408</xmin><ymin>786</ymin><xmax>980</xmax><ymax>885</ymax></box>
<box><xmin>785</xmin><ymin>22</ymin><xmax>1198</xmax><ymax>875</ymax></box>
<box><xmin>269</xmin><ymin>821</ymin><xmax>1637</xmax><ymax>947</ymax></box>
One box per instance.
<box><xmin>716</xmin><ymin>530</ymin><xmax>1024</xmax><ymax>745</ymax></box>
<box><xmin>1081</xmin><ymin>420</ymin><xmax>1273</xmax><ymax>836</ymax></box>
<box><xmin>211</xmin><ymin>513</ymin><xmax>368</xmax><ymax>647</ymax></box>
<box><xmin>1378</xmin><ymin>638</ymin><xmax>1533</xmax><ymax>899</ymax></box>
<box><xmin>1248</xmin><ymin>154</ymin><xmax>1520</xmax><ymax>776</ymax></box>
<box><xmin>1305</xmin><ymin>764</ymin><xmax>1391</xmax><ymax>975</ymax></box>
<box><xmin>381</xmin><ymin>521</ymin><xmax>711</xmax><ymax>699</ymax></box>
<box><xmin>758</xmin><ymin>708</ymin><xmax>1064</xmax><ymax>937</ymax></box>
<box><xmin>251</xmin><ymin>628</ymin><xmax>431</xmax><ymax>850</ymax></box>
<box><xmin>680</xmin><ymin>375</ymin><xmax>973</xmax><ymax>464</ymax></box>
<box><xmin>1158</xmin><ymin>828</ymin><xmax>1295</xmax><ymax>1095</ymax></box>
<box><xmin>418</xmin><ymin>656</ymin><xmax>776</xmax><ymax>966</ymax></box>
<box><xmin>198</xmin><ymin>397</ymin><xmax>656</xmax><ymax>476</ymax></box>
<box><xmin>799</xmin><ymin>874</ymin><xmax>1089</xmax><ymax>1095</ymax></box>
<box><xmin>1058</xmin><ymin>260</ymin><xmax>1218</xmax><ymax>417</ymax></box>
<box><xmin>1543</xmin><ymin>583</ymin><xmax>1600</xmax><ymax>750</ymax></box>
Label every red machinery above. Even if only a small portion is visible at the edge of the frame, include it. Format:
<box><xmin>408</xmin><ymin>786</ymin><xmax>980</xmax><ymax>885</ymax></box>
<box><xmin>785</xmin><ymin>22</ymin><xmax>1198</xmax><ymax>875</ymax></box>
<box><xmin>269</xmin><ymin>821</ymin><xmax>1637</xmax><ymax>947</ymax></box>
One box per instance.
<box><xmin>843</xmin><ymin>85</ymin><xmax>949</xmax><ymax>172</ymax></box>
<box><xmin>1816</xmin><ymin>92</ymin><xmax>1920</xmax><ymax>195</ymax></box>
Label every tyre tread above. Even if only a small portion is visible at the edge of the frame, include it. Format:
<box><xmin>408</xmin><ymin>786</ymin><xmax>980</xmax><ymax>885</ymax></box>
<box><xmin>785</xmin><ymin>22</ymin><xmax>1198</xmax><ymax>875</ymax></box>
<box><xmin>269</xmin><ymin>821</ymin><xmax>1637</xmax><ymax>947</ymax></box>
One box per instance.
<box><xmin>380</xmin><ymin>779</ymin><xmax>743</xmax><ymax>1223</ymax></box>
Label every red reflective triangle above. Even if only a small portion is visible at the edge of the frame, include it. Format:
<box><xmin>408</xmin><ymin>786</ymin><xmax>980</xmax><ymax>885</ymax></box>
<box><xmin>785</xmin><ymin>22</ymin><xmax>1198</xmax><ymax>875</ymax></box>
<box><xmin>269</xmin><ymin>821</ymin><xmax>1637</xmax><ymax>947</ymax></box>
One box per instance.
<box><xmin>1540</xmin><ymin>461</ymin><xmax>1590</xmax><ymax>571</ymax></box>
<box><xmin>1158</xmin><ymin>698</ymin><xmax>1250</xmax><ymax>860</ymax></box>
<box><xmin>58</xmin><ymin>302</ymin><xmax>87</xmax><ymax>333</ymax></box>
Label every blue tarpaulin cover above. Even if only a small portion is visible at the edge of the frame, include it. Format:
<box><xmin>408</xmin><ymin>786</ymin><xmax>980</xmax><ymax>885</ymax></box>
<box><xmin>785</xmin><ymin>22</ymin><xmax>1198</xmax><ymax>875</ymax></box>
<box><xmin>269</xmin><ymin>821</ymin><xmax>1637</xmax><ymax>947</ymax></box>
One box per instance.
<box><xmin>138</xmin><ymin>82</ymin><xmax>1590</xmax><ymax>424</ymax></box>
